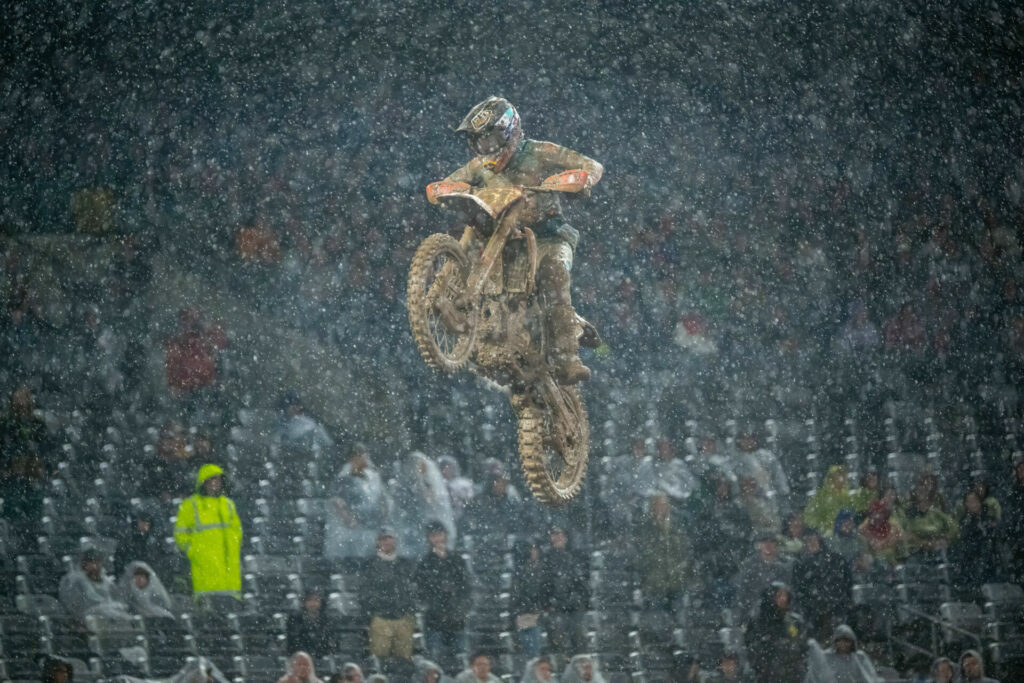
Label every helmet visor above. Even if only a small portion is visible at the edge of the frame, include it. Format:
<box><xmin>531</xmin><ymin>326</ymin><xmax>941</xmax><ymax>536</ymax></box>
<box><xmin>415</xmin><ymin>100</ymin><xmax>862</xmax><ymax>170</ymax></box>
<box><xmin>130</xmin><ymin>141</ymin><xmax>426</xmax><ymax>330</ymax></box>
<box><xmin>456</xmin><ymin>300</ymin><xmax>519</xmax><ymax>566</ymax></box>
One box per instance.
<box><xmin>468</xmin><ymin>127</ymin><xmax>506</xmax><ymax>156</ymax></box>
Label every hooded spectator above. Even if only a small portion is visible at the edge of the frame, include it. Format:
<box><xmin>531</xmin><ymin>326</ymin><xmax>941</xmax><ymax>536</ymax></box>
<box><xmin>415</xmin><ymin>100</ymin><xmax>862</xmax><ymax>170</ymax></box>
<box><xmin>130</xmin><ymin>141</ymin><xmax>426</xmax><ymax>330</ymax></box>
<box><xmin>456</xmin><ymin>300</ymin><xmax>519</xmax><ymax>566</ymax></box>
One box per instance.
<box><xmin>454</xmin><ymin>653</ymin><xmax>501</xmax><ymax>683</ymax></box>
<box><xmin>173</xmin><ymin>463</ymin><xmax>243</xmax><ymax>611</ymax></box>
<box><xmin>830</xmin><ymin>509</ymin><xmax>867</xmax><ymax>566</ymax></box>
<box><xmin>957</xmin><ymin>649</ymin><xmax>999</xmax><ymax>683</ymax></box>
<box><xmin>560</xmin><ymin>654</ymin><xmax>606</xmax><ymax>683</ymax></box>
<box><xmin>804</xmin><ymin>465</ymin><xmax>854</xmax><ymax>536</ymax></box>
<box><xmin>804</xmin><ymin>624</ymin><xmax>880</xmax><ymax>682</ymax></box>
<box><xmin>437</xmin><ymin>455</ymin><xmax>474</xmax><ymax>521</ymax></box>
<box><xmin>120</xmin><ymin>561</ymin><xmax>174</xmax><ymax>619</ymax></box>
<box><xmin>270</xmin><ymin>391</ymin><xmax>334</xmax><ymax>497</ymax></box>
<box><xmin>414</xmin><ymin>657</ymin><xmax>453</xmax><ymax>683</ymax></box>
<box><xmin>539</xmin><ymin>525</ymin><xmax>590</xmax><ymax>654</ymax></box>
<box><xmin>324</xmin><ymin>443</ymin><xmax>389</xmax><ymax>560</ymax></box>
<box><xmin>792</xmin><ymin>529</ymin><xmax>852</xmax><ymax>642</ymax></box>
<box><xmin>745</xmin><ymin>582</ymin><xmax>806</xmax><ymax>683</ymax></box>
<box><xmin>735</xmin><ymin>429</ymin><xmax>791</xmax><ymax>507</ymax></box>
<box><xmin>58</xmin><ymin>547</ymin><xmax>132</xmax><ymax>624</ymax></box>
<box><xmin>950</xmin><ymin>490</ymin><xmax>1001</xmax><ymax>596</ymax></box>
<box><xmin>286</xmin><ymin>587</ymin><xmax>340</xmax><ymax>659</ymax></box>
<box><xmin>278</xmin><ymin>651</ymin><xmax>324</xmax><ymax>683</ymax></box>
<box><xmin>462</xmin><ymin>464</ymin><xmax>520</xmax><ymax>540</ymax></box>
<box><xmin>114</xmin><ymin>508</ymin><xmax>171</xmax><ymax>578</ymax></box>
<box><xmin>520</xmin><ymin>657</ymin><xmax>557</xmax><ymax>683</ymax></box>
<box><xmin>392</xmin><ymin>451</ymin><xmax>456</xmax><ymax>557</ymax></box>
<box><xmin>928</xmin><ymin>657</ymin><xmax>956</xmax><ymax>683</ymax></box>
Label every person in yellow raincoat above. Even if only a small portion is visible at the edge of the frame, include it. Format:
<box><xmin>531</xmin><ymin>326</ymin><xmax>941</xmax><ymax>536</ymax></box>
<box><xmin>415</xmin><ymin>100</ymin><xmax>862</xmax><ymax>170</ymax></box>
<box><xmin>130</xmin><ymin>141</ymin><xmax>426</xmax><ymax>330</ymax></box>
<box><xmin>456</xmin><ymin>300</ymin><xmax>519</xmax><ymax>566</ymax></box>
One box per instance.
<box><xmin>174</xmin><ymin>463</ymin><xmax>243</xmax><ymax>609</ymax></box>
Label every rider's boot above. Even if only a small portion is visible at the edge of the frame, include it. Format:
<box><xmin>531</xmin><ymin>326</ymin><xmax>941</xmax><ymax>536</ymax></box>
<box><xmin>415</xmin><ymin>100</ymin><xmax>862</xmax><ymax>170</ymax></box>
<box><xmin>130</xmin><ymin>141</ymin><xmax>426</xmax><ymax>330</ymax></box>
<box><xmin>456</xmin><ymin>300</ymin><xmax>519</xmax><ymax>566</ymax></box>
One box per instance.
<box><xmin>549</xmin><ymin>303</ymin><xmax>591</xmax><ymax>384</ymax></box>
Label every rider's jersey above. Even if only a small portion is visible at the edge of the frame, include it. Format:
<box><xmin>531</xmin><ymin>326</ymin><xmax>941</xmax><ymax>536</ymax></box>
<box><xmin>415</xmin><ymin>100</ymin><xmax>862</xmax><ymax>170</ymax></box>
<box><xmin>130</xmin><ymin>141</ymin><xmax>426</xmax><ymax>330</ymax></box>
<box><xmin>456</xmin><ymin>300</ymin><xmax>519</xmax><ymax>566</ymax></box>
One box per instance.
<box><xmin>443</xmin><ymin>139</ymin><xmax>603</xmax><ymax>241</ymax></box>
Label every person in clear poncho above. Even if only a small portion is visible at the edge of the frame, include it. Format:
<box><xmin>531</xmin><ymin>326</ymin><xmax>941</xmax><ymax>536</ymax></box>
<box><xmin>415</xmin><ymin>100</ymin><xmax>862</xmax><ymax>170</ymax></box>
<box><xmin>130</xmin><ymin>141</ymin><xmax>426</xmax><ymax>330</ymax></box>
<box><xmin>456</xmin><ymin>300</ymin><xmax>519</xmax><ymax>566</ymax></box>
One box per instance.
<box><xmin>560</xmin><ymin>655</ymin><xmax>606</xmax><ymax>683</ymax></box>
<box><xmin>520</xmin><ymin>657</ymin><xmax>558</xmax><ymax>683</ymax></box>
<box><xmin>390</xmin><ymin>451</ymin><xmax>456</xmax><ymax>557</ymax></box>
<box><xmin>114</xmin><ymin>657</ymin><xmax>231</xmax><ymax>683</ymax></box>
<box><xmin>803</xmin><ymin>625</ymin><xmax>880</xmax><ymax>683</ymax></box>
<box><xmin>120</xmin><ymin>561</ymin><xmax>174</xmax><ymax>620</ymax></box>
<box><xmin>277</xmin><ymin>651</ymin><xmax>325</xmax><ymax>683</ymax></box>
<box><xmin>324</xmin><ymin>444</ymin><xmax>390</xmax><ymax>559</ymax></box>
<box><xmin>58</xmin><ymin>548</ymin><xmax>133</xmax><ymax>625</ymax></box>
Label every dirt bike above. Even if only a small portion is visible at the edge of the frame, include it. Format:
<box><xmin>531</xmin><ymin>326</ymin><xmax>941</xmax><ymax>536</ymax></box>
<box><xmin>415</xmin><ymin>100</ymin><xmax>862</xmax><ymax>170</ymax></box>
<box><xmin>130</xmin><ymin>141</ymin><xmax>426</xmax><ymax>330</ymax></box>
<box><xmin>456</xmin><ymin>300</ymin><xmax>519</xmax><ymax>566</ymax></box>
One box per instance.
<box><xmin>406</xmin><ymin>170</ymin><xmax>597</xmax><ymax>506</ymax></box>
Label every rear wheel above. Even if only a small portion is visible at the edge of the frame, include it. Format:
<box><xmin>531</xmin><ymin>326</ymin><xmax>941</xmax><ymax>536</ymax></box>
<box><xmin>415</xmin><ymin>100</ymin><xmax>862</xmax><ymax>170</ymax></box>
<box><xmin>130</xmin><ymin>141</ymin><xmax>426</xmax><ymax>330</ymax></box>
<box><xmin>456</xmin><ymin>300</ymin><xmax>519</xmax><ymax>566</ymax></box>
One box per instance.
<box><xmin>514</xmin><ymin>385</ymin><xmax>589</xmax><ymax>505</ymax></box>
<box><xmin>407</xmin><ymin>233</ymin><xmax>479</xmax><ymax>372</ymax></box>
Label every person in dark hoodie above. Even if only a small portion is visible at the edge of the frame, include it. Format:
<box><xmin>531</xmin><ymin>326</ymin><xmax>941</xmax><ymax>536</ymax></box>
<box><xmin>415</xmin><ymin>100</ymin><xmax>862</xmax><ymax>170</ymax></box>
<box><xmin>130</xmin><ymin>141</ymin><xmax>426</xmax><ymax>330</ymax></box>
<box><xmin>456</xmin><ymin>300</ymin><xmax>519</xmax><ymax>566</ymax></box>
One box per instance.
<box><xmin>744</xmin><ymin>582</ymin><xmax>806</xmax><ymax>683</ymax></box>
<box><xmin>791</xmin><ymin>528</ymin><xmax>852</xmax><ymax>642</ymax></box>
<box><xmin>511</xmin><ymin>537</ymin><xmax>547</xmax><ymax>657</ymax></box>
<box><xmin>414</xmin><ymin>520</ymin><xmax>471</xmax><ymax>671</ymax></box>
<box><xmin>114</xmin><ymin>508</ymin><xmax>172</xmax><ymax>578</ymax></box>
<box><xmin>957</xmin><ymin>650</ymin><xmax>999</xmax><ymax>683</ymax></box>
<box><xmin>286</xmin><ymin>587</ymin><xmax>340</xmax><ymax>659</ymax></box>
<box><xmin>538</xmin><ymin>524</ymin><xmax>590</xmax><ymax>655</ymax></box>
<box><xmin>928</xmin><ymin>657</ymin><xmax>956</xmax><ymax>683</ymax></box>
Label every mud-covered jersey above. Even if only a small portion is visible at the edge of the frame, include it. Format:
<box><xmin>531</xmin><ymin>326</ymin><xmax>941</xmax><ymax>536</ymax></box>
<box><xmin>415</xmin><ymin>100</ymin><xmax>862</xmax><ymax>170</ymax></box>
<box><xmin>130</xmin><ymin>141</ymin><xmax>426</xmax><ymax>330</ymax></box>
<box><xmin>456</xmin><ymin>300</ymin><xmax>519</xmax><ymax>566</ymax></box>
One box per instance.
<box><xmin>444</xmin><ymin>139</ymin><xmax>602</xmax><ymax>235</ymax></box>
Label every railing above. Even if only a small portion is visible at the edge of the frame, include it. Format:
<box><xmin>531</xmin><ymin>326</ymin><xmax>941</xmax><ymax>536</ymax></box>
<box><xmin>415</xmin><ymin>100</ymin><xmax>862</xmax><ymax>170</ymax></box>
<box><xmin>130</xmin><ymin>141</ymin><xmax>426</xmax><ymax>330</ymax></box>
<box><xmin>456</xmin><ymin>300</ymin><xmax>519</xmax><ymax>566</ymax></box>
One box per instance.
<box><xmin>888</xmin><ymin>603</ymin><xmax>983</xmax><ymax>662</ymax></box>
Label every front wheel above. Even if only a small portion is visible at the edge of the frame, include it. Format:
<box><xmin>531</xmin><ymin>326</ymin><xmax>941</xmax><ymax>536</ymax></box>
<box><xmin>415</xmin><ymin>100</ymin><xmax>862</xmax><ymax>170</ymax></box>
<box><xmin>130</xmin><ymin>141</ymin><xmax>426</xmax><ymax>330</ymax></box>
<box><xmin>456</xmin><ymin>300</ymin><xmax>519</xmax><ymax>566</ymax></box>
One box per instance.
<box><xmin>407</xmin><ymin>233</ymin><xmax>479</xmax><ymax>372</ymax></box>
<box><xmin>514</xmin><ymin>384</ymin><xmax>589</xmax><ymax>505</ymax></box>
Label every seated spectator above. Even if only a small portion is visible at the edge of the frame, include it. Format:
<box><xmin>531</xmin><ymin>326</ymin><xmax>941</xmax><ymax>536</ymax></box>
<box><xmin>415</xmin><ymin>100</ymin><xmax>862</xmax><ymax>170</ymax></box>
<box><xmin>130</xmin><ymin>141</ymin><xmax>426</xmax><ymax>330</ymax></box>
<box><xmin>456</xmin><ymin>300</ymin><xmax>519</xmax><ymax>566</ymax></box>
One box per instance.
<box><xmin>278</xmin><ymin>651</ymin><xmax>325</xmax><ymax>683</ymax></box>
<box><xmin>804</xmin><ymin>624</ymin><xmax>879</xmax><ymax>682</ymax></box>
<box><xmin>511</xmin><ymin>538</ymin><xmax>546</xmax><ymax>658</ymax></box>
<box><xmin>415</xmin><ymin>657</ymin><xmax>453</xmax><ymax>683</ymax></box>
<box><xmin>337</xmin><ymin>663</ymin><xmax>364</xmax><ymax>683</ymax></box>
<box><xmin>364</xmin><ymin>528</ymin><xmax>416</xmax><ymax>660</ymax></box>
<box><xmin>744</xmin><ymin>583</ymin><xmax>806</xmax><ymax>683</ymax></box>
<box><xmin>791</xmin><ymin>529</ymin><xmax>852</xmax><ymax>642</ymax></box>
<box><xmin>858</xmin><ymin>498</ymin><xmax>905</xmax><ymax>565</ymax></box>
<box><xmin>636</xmin><ymin>493</ymin><xmax>699</xmax><ymax>612</ymax></box>
<box><xmin>955</xmin><ymin>477</ymin><xmax>1001</xmax><ymax>521</ymax></box>
<box><xmin>539</xmin><ymin>525</ymin><xmax>590</xmax><ymax>655</ymax></box>
<box><xmin>738</xmin><ymin>472</ymin><xmax>781</xmax><ymax>539</ymax></box>
<box><xmin>706</xmin><ymin>650</ymin><xmax>753</xmax><ymax>682</ymax></box>
<box><xmin>520</xmin><ymin>656</ymin><xmax>557</xmax><ymax>683</ymax></box>
<box><xmin>734</xmin><ymin>534</ymin><xmax>790</xmax><ymax>620</ymax></box>
<box><xmin>957</xmin><ymin>649</ymin><xmax>1000</xmax><ymax>683</ymax></box>
<box><xmin>915</xmin><ymin>470</ymin><xmax>948</xmax><ymax>513</ymax></box>
<box><xmin>898</xmin><ymin>486</ymin><xmax>958</xmax><ymax>555</ymax></box>
<box><xmin>324</xmin><ymin>443</ymin><xmax>389</xmax><ymax>560</ymax></box>
<box><xmin>114</xmin><ymin>508</ymin><xmax>171</xmax><ymax>578</ymax></box>
<box><xmin>778</xmin><ymin>512</ymin><xmax>807</xmax><ymax>559</ymax></box>
<box><xmin>58</xmin><ymin>547</ymin><xmax>132</xmax><ymax>624</ymax></box>
<box><xmin>414</xmin><ymin>520</ymin><xmax>470</xmax><ymax>671</ymax></box>
<box><xmin>120</xmin><ymin>561</ymin><xmax>174</xmax><ymax>619</ymax></box>
<box><xmin>286</xmin><ymin>587</ymin><xmax>339</xmax><ymax>659</ymax></box>
<box><xmin>455</xmin><ymin>653</ymin><xmax>501</xmax><ymax>683</ymax></box>
<box><xmin>929</xmin><ymin>657</ymin><xmax>957</xmax><ymax>683</ymax></box>
<box><xmin>392</xmin><ymin>451</ymin><xmax>456</xmax><ymax>558</ymax></box>
<box><xmin>850</xmin><ymin>469</ymin><xmax>880</xmax><ymax>517</ymax></box>
<box><xmin>560</xmin><ymin>655</ymin><xmax>605</xmax><ymax>683</ymax></box>
<box><xmin>950</xmin><ymin>491</ymin><xmax>1001</xmax><ymax>597</ymax></box>
<box><xmin>437</xmin><ymin>455</ymin><xmax>474</xmax><ymax>521</ymax></box>
<box><xmin>804</xmin><ymin>465</ymin><xmax>854</xmax><ymax>536</ymax></box>
<box><xmin>41</xmin><ymin>656</ymin><xmax>74</xmax><ymax>683</ymax></box>
<box><xmin>829</xmin><ymin>509</ymin><xmax>867</xmax><ymax>566</ymax></box>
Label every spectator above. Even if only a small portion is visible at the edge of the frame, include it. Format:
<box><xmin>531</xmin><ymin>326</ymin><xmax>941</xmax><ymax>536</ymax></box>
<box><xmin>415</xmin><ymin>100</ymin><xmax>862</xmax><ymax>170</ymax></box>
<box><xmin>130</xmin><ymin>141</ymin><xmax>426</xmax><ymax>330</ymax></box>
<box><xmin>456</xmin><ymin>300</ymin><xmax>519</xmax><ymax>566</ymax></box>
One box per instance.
<box><xmin>392</xmin><ymin>451</ymin><xmax>456</xmax><ymax>558</ymax></box>
<box><xmin>791</xmin><ymin>529</ymin><xmax>852</xmax><ymax>642</ymax></box>
<box><xmin>734</xmin><ymin>429</ymin><xmax>791</xmax><ymax>507</ymax></box>
<box><xmin>363</xmin><ymin>528</ymin><xmax>417</xmax><ymax>660</ymax></box>
<box><xmin>734</xmin><ymin>534</ymin><xmax>790</xmax><ymax>621</ymax></box>
<box><xmin>850</xmin><ymin>469</ymin><xmax>881</xmax><ymax>517</ymax></box>
<box><xmin>511</xmin><ymin>538</ymin><xmax>547</xmax><ymax>658</ymax></box>
<box><xmin>278</xmin><ymin>651</ymin><xmax>325</xmax><ymax>683</ymax></box>
<box><xmin>120</xmin><ymin>561</ymin><xmax>175</xmax><ymax>619</ymax></box>
<box><xmin>1003</xmin><ymin>456</ymin><xmax>1024</xmax><ymax>582</ymax></box>
<box><xmin>602</xmin><ymin>436</ymin><xmax>654</xmax><ymax>525</ymax></box>
<box><xmin>959</xmin><ymin>477</ymin><xmax>1001</xmax><ymax>521</ymax></box>
<box><xmin>415</xmin><ymin>657</ymin><xmax>453</xmax><ymax>683</ymax></box>
<box><xmin>414</xmin><ymin>520</ymin><xmax>471</xmax><ymax>671</ymax></box>
<box><xmin>738</xmin><ymin>472</ymin><xmax>782</xmax><ymax>539</ymax></box>
<box><xmin>58</xmin><ymin>547</ymin><xmax>133</xmax><ymax>623</ymax></box>
<box><xmin>829</xmin><ymin>509</ymin><xmax>868</xmax><ymax>566</ymax></box>
<box><xmin>286</xmin><ymin>587</ymin><xmax>340</xmax><ymax>659</ymax></box>
<box><xmin>0</xmin><ymin>383</ymin><xmax>52</xmax><ymax>535</ymax></box>
<box><xmin>898</xmin><ymin>486</ymin><xmax>958</xmax><ymax>555</ymax></box>
<box><xmin>957</xmin><ymin>649</ymin><xmax>999</xmax><ymax>683</ymax></box>
<box><xmin>744</xmin><ymin>583</ymin><xmax>806</xmax><ymax>683</ymax></box>
<box><xmin>139</xmin><ymin>419</ymin><xmax>194</xmax><ymax>503</ymax></box>
<box><xmin>324</xmin><ymin>443</ymin><xmax>389</xmax><ymax>560</ymax></box>
<box><xmin>706</xmin><ymin>650</ymin><xmax>753</xmax><ymax>682</ymax></box>
<box><xmin>694</xmin><ymin>469</ymin><xmax>753</xmax><ymax>606</ymax></box>
<box><xmin>858</xmin><ymin>498</ymin><xmax>905</xmax><ymax>566</ymax></box>
<box><xmin>338</xmin><ymin>663</ymin><xmax>364</xmax><ymax>683</ymax></box>
<box><xmin>437</xmin><ymin>455</ymin><xmax>474</xmax><ymax>521</ymax></box>
<box><xmin>928</xmin><ymin>657</ymin><xmax>956</xmax><ymax>683</ymax></box>
<box><xmin>635</xmin><ymin>493</ymin><xmax>699</xmax><ymax>612</ymax></box>
<box><xmin>804</xmin><ymin>624</ymin><xmax>879</xmax><ymax>683</ymax></box>
<box><xmin>270</xmin><ymin>391</ymin><xmax>334</xmax><ymax>497</ymax></box>
<box><xmin>520</xmin><ymin>657</ymin><xmax>556</xmax><ymax>683</ymax></box>
<box><xmin>173</xmin><ymin>463</ymin><xmax>243</xmax><ymax>611</ymax></box>
<box><xmin>560</xmin><ymin>655</ymin><xmax>606</xmax><ymax>683</ymax></box>
<box><xmin>40</xmin><ymin>656</ymin><xmax>74</xmax><ymax>683</ymax></box>
<box><xmin>163</xmin><ymin>307</ymin><xmax>228</xmax><ymax>409</ymax></box>
<box><xmin>637</xmin><ymin>437</ymin><xmax>698</xmax><ymax>506</ymax></box>
<box><xmin>539</xmin><ymin>525</ymin><xmax>590</xmax><ymax>655</ymax></box>
<box><xmin>804</xmin><ymin>465</ymin><xmax>854</xmax><ymax>536</ymax></box>
<box><xmin>114</xmin><ymin>508</ymin><xmax>171</xmax><ymax>578</ymax></box>
<box><xmin>950</xmin><ymin>490</ymin><xmax>1000</xmax><ymax>597</ymax></box>
<box><xmin>778</xmin><ymin>512</ymin><xmax>807</xmax><ymax>558</ymax></box>
<box><xmin>455</xmin><ymin>653</ymin><xmax>501</xmax><ymax>683</ymax></box>
<box><xmin>462</xmin><ymin>465</ymin><xmax>520</xmax><ymax>540</ymax></box>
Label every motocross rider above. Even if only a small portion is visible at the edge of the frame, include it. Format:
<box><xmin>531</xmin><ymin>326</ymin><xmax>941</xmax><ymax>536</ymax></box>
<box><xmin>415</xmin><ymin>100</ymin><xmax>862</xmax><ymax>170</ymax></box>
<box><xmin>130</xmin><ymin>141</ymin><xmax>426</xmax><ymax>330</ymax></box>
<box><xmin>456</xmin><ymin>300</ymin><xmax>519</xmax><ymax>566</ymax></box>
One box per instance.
<box><xmin>429</xmin><ymin>96</ymin><xmax>603</xmax><ymax>384</ymax></box>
